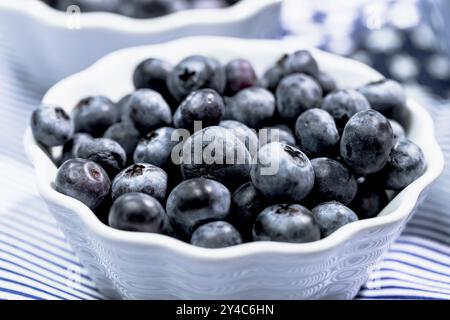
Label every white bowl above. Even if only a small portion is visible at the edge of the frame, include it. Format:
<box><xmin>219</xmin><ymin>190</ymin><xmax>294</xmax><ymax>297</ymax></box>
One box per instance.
<box><xmin>23</xmin><ymin>37</ymin><xmax>444</xmax><ymax>300</ymax></box>
<box><xmin>0</xmin><ymin>0</ymin><xmax>282</xmax><ymax>91</ymax></box>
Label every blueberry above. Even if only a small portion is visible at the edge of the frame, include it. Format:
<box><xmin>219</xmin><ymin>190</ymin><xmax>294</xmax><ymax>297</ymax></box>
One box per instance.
<box><xmin>259</xmin><ymin>125</ymin><xmax>296</xmax><ymax>147</ymax></box>
<box><xmin>117</xmin><ymin>94</ymin><xmax>132</xmax><ymax>122</ymax></box>
<box><xmin>224</xmin><ymin>87</ymin><xmax>275</xmax><ymax>129</ymax></box>
<box><xmin>78</xmin><ymin>138</ymin><xmax>127</xmax><ymax>178</ymax></box>
<box><xmin>261</xmin><ymin>51</ymin><xmax>319</xmax><ymax>93</ymax></box>
<box><xmin>167</xmin><ymin>55</ymin><xmax>226</xmax><ymax>101</ymax></box>
<box><xmin>358</xmin><ymin>79</ymin><xmax>408</xmax><ymax>125</ymax></box>
<box><xmin>310</xmin><ymin>158</ymin><xmax>357</xmax><ymax>205</ymax></box>
<box><xmin>55</xmin><ymin>158</ymin><xmax>110</xmax><ymax>210</ymax></box>
<box><xmin>109</xmin><ymin>192</ymin><xmax>169</xmax><ymax>234</ymax></box>
<box><xmin>219</xmin><ymin>120</ymin><xmax>258</xmax><ymax>158</ymax></box>
<box><xmin>380</xmin><ymin>139</ymin><xmax>426</xmax><ymax>190</ymax></box>
<box><xmin>111</xmin><ymin>163</ymin><xmax>168</xmax><ymax>202</ymax></box>
<box><xmin>133</xmin><ymin>127</ymin><xmax>179</xmax><ymax>168</ymax></box>
<box><xmin>191</xmin><ymin>221</ymin><xmax>242</xmax><ymax>248</ymax></box>
<box><xmin>253</xmin><ymin>204</ymin><xmax>320</xmax><ymax>243</ymax></box>
<box><xmin>295</xmin><ymin>108</ymin><xmax>339</xmax><ymax>157</ymax></box>
<box><xmin>281</xmin><ymin>50</ymin><xmax>319</xmax><ymax>77</ymax></box>
<box><xmin>251</xmin><ymin>142</ymin><xmax>314</xmax><ymax>202</ymax></box>
<box><xmin>128</xmin><ymin>89</ymin><xmax>172</xmax><ymax>134</ymax></box>
<box><xmin>320</xmin><ymin>89</ymin><xmax>370</xmax><ymax>131</ymax></box>
<box><xmin>340</xmin><ymin>110</ymin><xmax>394</xmax><ymax>175</ymax></box>
<box><xmin>61</xmin><ymin>133</ymin><xmax>93</xmax><ymax>163</ymax></box>
<box><xmin>315</xmin><ymin>71</ymin><xmax>337</xmax><ymax>95</ymax></box>
<box><xmin>166</xmin><ymin>178</ymin><xmax>231</xmax><ymax>237</ymax></box>
<box><xmin>276</xmin><ymin>74</ymin><xmax>322</xmax><ymax>122</ymax></box>
<box><xmin>311</xmin><ymin>201</ymin><xmax>358</xmax><ymax>238</ymax></box>
<box><xmin>31</xmin><ymin>105</ymin><xmax>74</xmax><ymax>147</ymax></box>
<box><xmin>132</xmin><ymin>58</ymin><xmax>176</xmax><ymax>108</ymax></box>
<box><xmin>231</xmin><ymin>182</ymin><xmax>270</xmax><ymax>241</ymax></box>
<box><xmin>72</xmin><ymin>96</ymin><xmax>118</xmax><ymax>137</ymax></box>
<box><xmin>389</xmin><ymin>119</ymin><xmax>406</xmax><ymax>145</ymax></box>
<box><xmin>261</xmin><ymin>64</ymin><xmax>284</xmax><ymax>93</ymax></box>
<box><xmin>349</xmin><ymin>179</ymin><xmax>388</xmax><ymax>220</ymax></box>
<box><xmin>103</xmin><ymin>122</ymin><xmax>140</xmax><ymax>161</ymax></box>
<box><xmin>224</xmin><ymin>59</ymin><xmax>257</xmax><ymax>96</ymax></box>
<box><xmin>181</xmin><ymin>126</ymin><xmax>251</xmax><ymax>190</ymax></box>
<box><xmin>173</xmin><ymin>89</ymin><xmax>225</xmax><ymax>131</ymax></box>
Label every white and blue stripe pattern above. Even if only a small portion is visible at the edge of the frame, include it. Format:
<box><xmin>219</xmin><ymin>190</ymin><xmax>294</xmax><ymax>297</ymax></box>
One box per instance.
<box><xmin>0</xmin><ymin>40</ymin><xmax>449</xmax><ymax>300</ymax></box>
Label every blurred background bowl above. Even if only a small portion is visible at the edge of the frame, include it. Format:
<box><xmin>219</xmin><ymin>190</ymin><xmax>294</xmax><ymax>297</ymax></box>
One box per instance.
<box><xmin>0</xmin><ymin>0</ymin><xmax>282</xmax><ymax>92</ymax></box>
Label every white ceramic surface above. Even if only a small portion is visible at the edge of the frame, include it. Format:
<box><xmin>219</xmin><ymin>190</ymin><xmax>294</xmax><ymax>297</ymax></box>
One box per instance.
<box><xmin>0</xmin><ymin>0</ymin><xmax>282</xmax><ymax>91</ymax></box>
<box><xmin>23</xmin><ymin>37</ymin><xmax>444</xmax><ymax>300</ymax></box>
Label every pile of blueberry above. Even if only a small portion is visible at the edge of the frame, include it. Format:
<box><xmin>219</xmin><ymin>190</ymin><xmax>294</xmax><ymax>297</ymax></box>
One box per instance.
<box><xmin>41</xmin><ymin>0</ymin><xmax>239</xmax><ymax>18</ymax></box>
<box><xmin>31</xmin><ymin>50</ymin><xmax>427</xmax><ymax>248</ymax></box>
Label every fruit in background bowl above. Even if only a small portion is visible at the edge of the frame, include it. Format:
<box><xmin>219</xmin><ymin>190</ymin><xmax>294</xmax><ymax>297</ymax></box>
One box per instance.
<box><xmin>30</xmin><ymin>49</ymin><xmax>427</xmax><ymax>249</ymax></box>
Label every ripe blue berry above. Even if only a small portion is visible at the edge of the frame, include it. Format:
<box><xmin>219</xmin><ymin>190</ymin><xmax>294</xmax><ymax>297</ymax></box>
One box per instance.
<box><xmin>259</xmin><ymin>125</ymin><xmax>296</xmax><ymax>148</ymax></box>
<box><xmin>224</xmin><ymin>59</ymin><xmax>257</xmax><ymax>96</ymax></box>
<box><xmin>315</xmin><ymin>71</ymin><xmax>337</xmax><ymax>95</ymax></box>
<box><xmin>166</xmin><ymin>178</ymin><xmax>231</xmax><ymax>237</ymax></box>
<box><xmin>310</xmin><ymin>158</ymin><xmax>357</xmax><ymax>205</ymax></box>
<box><xmin>109</xmin><ymin>192</ymin><xmax>169</xmax><ymax>234</ymax></box>
<box><xmin>320</xmin><ymin>89</ymin><xmax>370</xmax><ymax>131</ymax></box>
<box><xmin>295</xmin><ymin>108</ymin><xmax>339</xmax><ymax>157</ymax></box>
<box><xmin>133</xmin><ymin>58</ymin><xmax>174</xmax><ymax>107</ymax></box>
<box><xmin>103</xmin><ymin>122</ymin><xmax>140</xmax><ymax>161</ymax></box>
<box><xmin>312</xmin><ymin>201</ymin><xmax>358</xmax><ymax>238</ymax></box>
<box><xmin>117</xmin><ymin>94</ymin><xmax>132</xmax><ymax>122</ymax></box>
<box><xmin>358</xmin><ymin>79</ymin><xmax>408</xmax><ymax>125</ymax></box>
<box><xmin>219</xmin><ymin>120</ymin><xmax>258</xmax><ymax>158</ymax></box>
<box><xmin>78</xmin><ymin>137</ymin><xmax>127</xmax><ymax>178</ymax></box>
<box><xmin>281</xmin><ymin>50</ymin><xmax>319</xmax><ymax>77</ymax></box>
<box><xmin>389</xmin><ymin>119</ymin><xmax>406</xmax><ymax>145</ymax></box>
<box><xmin>31</xmin><ymin>105</ymin><xmax>74</xmax><ymax>147</ymax></box>
<box><xmin>191</xmin><ymin>221</ymin><xmax>242</xmax><ymax>248</ymax></box>
<box><xmin>224</xmin><ymin>87</ymin><xmax>275</xmax><ymax>129</ymax></box>
<box><xmin>349</xmin><ymin>179</ymin><xmax>388</xmax><ymax>219</ymax></box>
<box><xmin>253</xmin><ymin>204</ymin><xmax>320</xmax><ymax>243</ymax></box>
<box><xmin>181</xmin><ymin>126</ymin><xmax>251</xmax><ymax>189</ymax></box>
<box><xmin>380</xmin><ymin>138</ymin><xmax>426</xmax><ymax>190</ymax></box>
<box><xmin>111</xmin><ymin>163</ymin><xmax>168</xmax><ymax>202</ymax></box>
<box><xmin>167</xmin><ymin>55</ymin><xmax>226</xmax><ymax>101</ymax></box>
<box><xmin>251</xmin><ymin>142</ymin><xmax>314</xmax><ymax>202</ymax></box>
<box><xmin>61</xmin><ymin>133</ymin><xmax>93</xmax><ymax>164</ymax></box>
<box><xmin>56</xmin><ymin>158</ymin><xmax>110</xmax><ymax>210</ymax></box>
<box><xmin>231</xmin><ymin>182</ymin><xmax>270</xmax><ymax>241</ymax></box>
<box><xmin>133</xmin><ymin>127</ymin><xmax>179</xmax><ymax>168</ymax></box>
<box><xmin>72</xmin><ymin>96</ymin><xmax>118</xmax><ymax>137</ymax></box>
<box><xmin>173</xmin><ymin>89</ymin><xmax>225</xmax><ymax>131</ymax></box>
<box><xmin>340</xmin><ymin>110</ymin><xmax>394</xmax><ymax>175</ymax></box>
<box><xmin>276</xmin><ymin>73</ymin><xmax>322</xmax><ymax>122</ymax></box>
<box><xmin>261</xmin><ymin>64</ymin><xmax>284</xmax><ymax>92</ymax></box>
<box><xmin>128</xmin><ymin>89</ymin><xmax>172</xmax><ymax>134</ymax></box>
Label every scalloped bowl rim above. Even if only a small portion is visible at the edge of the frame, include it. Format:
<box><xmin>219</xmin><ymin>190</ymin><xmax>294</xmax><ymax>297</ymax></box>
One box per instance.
<box><xmin>23</xmin><ymin>37</ymin><xmax>444</xmax><ymax>262</ymax></box>
<box><xmin>0</xmin><ymin>0</ymin><xmax>282</xmax><ymax>33</ymax></box>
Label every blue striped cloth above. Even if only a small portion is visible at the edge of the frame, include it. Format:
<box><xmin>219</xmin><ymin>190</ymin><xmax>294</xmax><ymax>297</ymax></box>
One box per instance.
<box><xmin>0</xmin><ymin>39</ymin><xmax>449</xmax><ymax>300</ymax></box>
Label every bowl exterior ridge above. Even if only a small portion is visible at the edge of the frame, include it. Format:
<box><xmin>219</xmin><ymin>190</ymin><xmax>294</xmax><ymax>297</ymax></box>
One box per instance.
<box><xmin>23</xmin><ymin>37</ymin><xmax>444</xmax><ymax>299</ymax></box>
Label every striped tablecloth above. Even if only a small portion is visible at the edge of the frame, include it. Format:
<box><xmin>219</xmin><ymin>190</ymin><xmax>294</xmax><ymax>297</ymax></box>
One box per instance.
<box><xmin>0</xmin><ymin>40</ymin><xmax>449</xmax><ymax>300</ymax></box>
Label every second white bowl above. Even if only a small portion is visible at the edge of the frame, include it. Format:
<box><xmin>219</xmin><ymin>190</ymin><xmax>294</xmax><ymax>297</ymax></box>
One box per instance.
<box><xmin>0</xmin><ymin>0</ymin><xmax>282</xmax><ymax>91</ymax></box>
